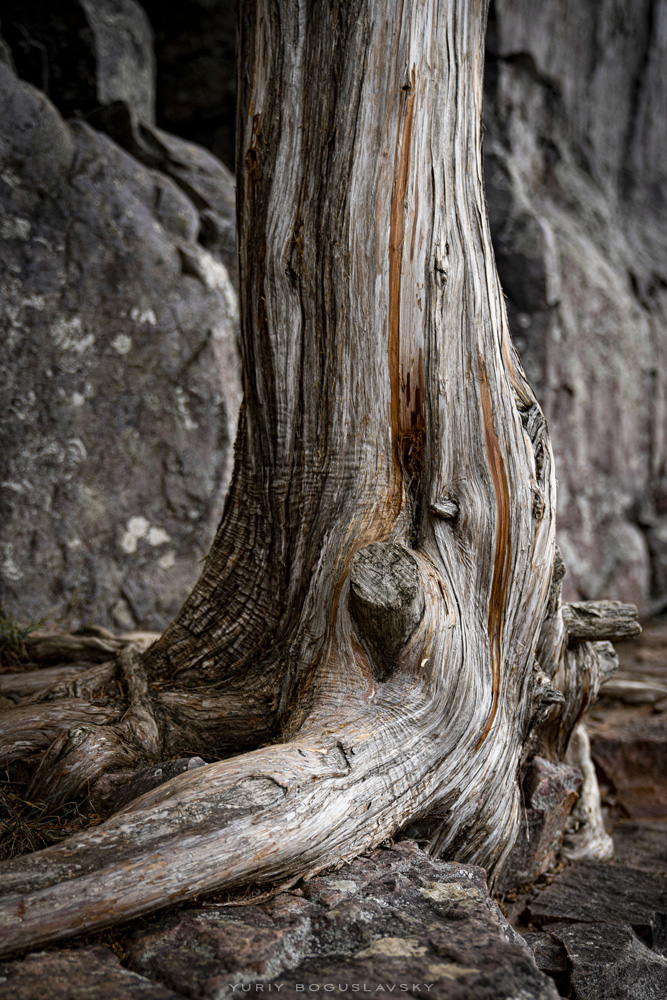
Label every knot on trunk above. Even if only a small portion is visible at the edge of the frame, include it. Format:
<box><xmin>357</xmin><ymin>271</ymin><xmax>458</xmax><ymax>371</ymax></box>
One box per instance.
<box><xmin>349</xmin><ymin>542</ymin><xmax>424</xmax><ymax>681</ymax></box>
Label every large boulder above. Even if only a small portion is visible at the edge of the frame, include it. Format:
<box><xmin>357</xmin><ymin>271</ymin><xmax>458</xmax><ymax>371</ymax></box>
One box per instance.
<box><xmin>0</xmin><ymin>56</ymin><xmax>240</xmax><ymax>630</ymax></box>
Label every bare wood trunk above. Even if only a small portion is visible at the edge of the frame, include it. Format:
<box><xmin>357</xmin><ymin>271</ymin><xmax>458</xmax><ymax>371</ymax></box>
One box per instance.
<box><xmin>0</xmin><ymin>0</ymin><xmax>634</xmax><ymax>956</ymax></box>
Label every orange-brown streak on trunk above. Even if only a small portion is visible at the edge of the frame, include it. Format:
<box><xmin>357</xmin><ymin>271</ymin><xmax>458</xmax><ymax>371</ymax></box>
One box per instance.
<box><xmin>476</xmin><ymin>355</ymin><xmax>512</xmax><ymax>750</ymax></box>
<box><xmin>388</xmin><ymin>68</ymin><xmax>416</xmax><ymax>485</ymax></box>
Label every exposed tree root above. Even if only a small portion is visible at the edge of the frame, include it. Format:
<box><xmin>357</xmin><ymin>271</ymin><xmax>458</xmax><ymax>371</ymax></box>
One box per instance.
<box><xmin>562</xmin><ymin>725</ymin><xmax>615</xmax><ymax>862</ymax></box>
<box><xmin>0</xmin><ymin>558</ymin><xmax>625</xmax><ymax>958</ymax></box>
<box><xmin>26</xmin><ymin>647</ymin><xmax>162</xmax><ymax>807</ymax></box>
<box><xmin>0</xmin><ymin>701</ymin><xmax>115</xmax><ymax>766</ymax></box>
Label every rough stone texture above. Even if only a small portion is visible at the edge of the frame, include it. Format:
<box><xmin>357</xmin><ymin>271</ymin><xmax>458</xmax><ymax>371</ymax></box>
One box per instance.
<box><xmin>546</xmin><ymin>922</ymin><xmax>667</xmax><ymax>1000</ymax></box>
<box><xmin>496</xmin><ymin>756</ymin><xmax>582</xmax><ymax>891</ymax></box>
<box><xmin>485</xmin><ymin>0</ymin><xmax>667</xmax><ymax>615</ymax></box>
<box><xmin>1</xmin><ymin>0</ymin><xmax>156</xmax><ymax>125</ymax></box>
<box><xmin>523</xmin><ymin>860</ymin><xmax>667</xmax><ymax>999</ymax></box>
<box><xmin>86</xmin><ymin>103</ymin><xmax>238</xmax><ymax>288</ymax></box>
<box><xmin>528</xmin><ymin>860</ymin><xmax>667</xmax><ymax>937</ymax></box>
<box><xmin>0</xmin><ymin>844</ymin><xmax>558</xmax><ymax>999</ymax></box>
<box><xmin>123</xmin><ymin>842</ymin><xmax>557</xmax><ymax>999</ymax></box>
<box><xmin>0</xmin><ymin>947</ymin><xmax>184</xmax><ymax>1000</ymax></box>
<box><xmin>590</xmin><ymin>716</ymin><xmax>667</xmax><ymax>818</ymax></box>
<box><xmin>0</xmin><ymin>56</ymin><xmax>240</xmax><ymax>630</ymax></box>
<box><xmin>520</xmin><ymin>933</ymin><xmax>569</xmax><ymax>998</ymax></box>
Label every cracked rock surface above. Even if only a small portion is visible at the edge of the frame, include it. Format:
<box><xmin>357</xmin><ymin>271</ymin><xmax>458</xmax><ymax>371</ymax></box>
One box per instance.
<box><xmin>0</xmin><ymin>842</ymin><xmax>558</xmax><ymax>1000</ymax></box>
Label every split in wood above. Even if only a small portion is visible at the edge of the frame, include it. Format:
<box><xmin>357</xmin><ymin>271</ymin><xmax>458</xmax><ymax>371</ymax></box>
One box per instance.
<box><xmin>562</xmin><ymin>601</ymin><xmax>641</xmax><ymax>645</ymax></box>
<box><xmin>349</xmin><ymin>543</ymin><xmax>424</xmax><ymax>681</ymax></box>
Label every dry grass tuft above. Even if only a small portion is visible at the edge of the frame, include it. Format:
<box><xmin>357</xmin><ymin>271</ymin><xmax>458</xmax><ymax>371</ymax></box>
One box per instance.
<box><xmin>0</xmin><ymin>764</ymin><xmax>102</xmax><ymax>862</ymax></box>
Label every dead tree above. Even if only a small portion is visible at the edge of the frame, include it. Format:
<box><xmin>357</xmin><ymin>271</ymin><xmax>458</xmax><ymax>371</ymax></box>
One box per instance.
<box><xmin>0</xmin><ymin>0</ymin><xmax>638</xmax><ymax>956</ymax></box>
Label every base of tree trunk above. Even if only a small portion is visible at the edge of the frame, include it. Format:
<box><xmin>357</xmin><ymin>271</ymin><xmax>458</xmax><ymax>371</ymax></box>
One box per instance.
<box><xmin>0</xmin><ymin>0</ymin><xmax>641</xmax><ymax>960</ymax></box>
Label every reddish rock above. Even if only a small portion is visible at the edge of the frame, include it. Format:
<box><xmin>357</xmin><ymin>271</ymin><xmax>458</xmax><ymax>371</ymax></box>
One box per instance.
<box><xmin>591</xmin><ymin>718</ymin><xmax>667</xmax><ymax>818</ymax></box>
<box><xmin>496</xmin><ymin>756</ymin><xmax>582</xmax><ymax>890</ymax></box>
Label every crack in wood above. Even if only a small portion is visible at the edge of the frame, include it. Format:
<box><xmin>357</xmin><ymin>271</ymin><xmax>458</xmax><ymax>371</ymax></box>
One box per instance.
<box><xmin>476</xmin><ymin>355</ymin><xmax>512</xmax><ymax>750</ymax></box>
<box><xmin>389</xmin><ymin>65</ymin><xmax>419</xmax><ymax>493</ymax></box>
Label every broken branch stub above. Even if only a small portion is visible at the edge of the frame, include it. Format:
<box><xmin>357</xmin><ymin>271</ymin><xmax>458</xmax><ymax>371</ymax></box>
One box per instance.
<box><xmin>349</xmin><ymin>543</ymin><xmax>425</xmax><ymax>680</ymax></box>
<box><xmin>562</xmin><ymin>601</ymin><xmax>641</xmax><ymax>644</ymax></box>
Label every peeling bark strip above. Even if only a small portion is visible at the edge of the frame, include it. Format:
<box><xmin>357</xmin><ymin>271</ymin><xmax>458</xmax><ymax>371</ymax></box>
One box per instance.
<box><xmin>0</xmin><ymin>0</ymin><xmax>627</xmax><ymax>955</ymax></box>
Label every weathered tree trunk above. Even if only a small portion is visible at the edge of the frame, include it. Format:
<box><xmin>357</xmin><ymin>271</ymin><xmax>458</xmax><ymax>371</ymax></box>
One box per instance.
<box><xmin>0</xmin><ymin>0</ymin><xmax>637</xmax><ymax>957</ymax></box>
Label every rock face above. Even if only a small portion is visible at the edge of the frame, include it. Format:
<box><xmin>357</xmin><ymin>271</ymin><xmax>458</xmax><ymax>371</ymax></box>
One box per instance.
<box><xmin>0</xmin><ymin>3</ymin><xmax>240</xmax><ymax>630</ymax></box>
<box><xmin>0</xmin><ymin>842</ymin><xmax>559</xmax><ymax>1000</ymax></box>
<box><xmin>139</xmin><ymin>0</ymin><xmax>236</xmax><ymax>170</ymax></box>
<box><xmin>526</xmin><ymin>860</ymin><xmax>667</xmax><ymax>1000</ymax></box>
<box><xmin>1</xmin><ymin>0</ymin><xmax>156</xmax><ymax>125</ymax></box>
<box><xmin>484</xmin><ymin>0</ymin><xmax>667</xmax><ymax>615</ymax></box>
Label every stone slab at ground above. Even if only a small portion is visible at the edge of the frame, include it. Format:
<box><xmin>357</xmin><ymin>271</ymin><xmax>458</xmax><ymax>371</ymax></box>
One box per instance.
<box><xmin>0</xmin><ymin>842</ymin><xmax>558</xmax><ymax>1000</ymax></box>
<box><xmin>525</xmin><ymin>863</ymin><xmax>667</xmax><ymax>1000</ymax></box>
<box><xmin>611</xmin><ymin>818</ymin><xmax>667</xmax><ymax>871</ymax></box>
<box><xmin>0</xmin><ymin>947</ymin><xmax>182</xmax><ymax>1000</ymax></box>
<box><xmin>588</xmin><ymin>620</ymin><xmax>667</xmax><ymax>822</ymax></box>
<box><xmin>515</xmin><ymin>617</ymin><xmax>667</xmax><ymax>998</ymax></box>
